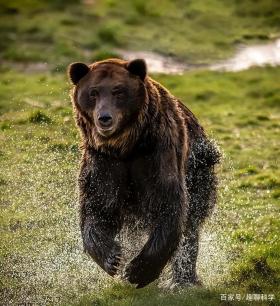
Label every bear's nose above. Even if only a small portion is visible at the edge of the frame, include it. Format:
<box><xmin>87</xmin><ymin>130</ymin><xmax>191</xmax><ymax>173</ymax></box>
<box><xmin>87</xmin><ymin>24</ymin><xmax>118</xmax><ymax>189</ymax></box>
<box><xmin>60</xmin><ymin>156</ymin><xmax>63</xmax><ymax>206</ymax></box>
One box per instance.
<box><xmin>98</xmin><ymin>113</ymin><xmax>113</xmax><ymax>127</ymax></box>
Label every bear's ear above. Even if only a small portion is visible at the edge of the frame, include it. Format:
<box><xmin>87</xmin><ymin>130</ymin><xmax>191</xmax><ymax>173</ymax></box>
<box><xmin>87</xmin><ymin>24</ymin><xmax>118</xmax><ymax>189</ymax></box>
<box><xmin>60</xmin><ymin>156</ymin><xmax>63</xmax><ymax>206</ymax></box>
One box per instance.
<box><xmin>126</xmin><ymin>59</ymin><xmax>147</xmax><ymax>81</ymax></box>
<box><xmin>68</xmin><ymin>62</ymin><xmax>90</xmax><ymax>85</ymax></box>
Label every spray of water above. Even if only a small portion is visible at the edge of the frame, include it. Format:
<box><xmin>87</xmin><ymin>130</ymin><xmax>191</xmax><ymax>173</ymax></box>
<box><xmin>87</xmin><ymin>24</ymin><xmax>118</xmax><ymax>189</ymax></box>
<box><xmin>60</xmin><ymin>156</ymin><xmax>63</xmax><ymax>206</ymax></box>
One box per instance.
<box><xmin>1</xmin><ymin>129</ymin><xmax>233</xmax><ymax>305</ymax></box>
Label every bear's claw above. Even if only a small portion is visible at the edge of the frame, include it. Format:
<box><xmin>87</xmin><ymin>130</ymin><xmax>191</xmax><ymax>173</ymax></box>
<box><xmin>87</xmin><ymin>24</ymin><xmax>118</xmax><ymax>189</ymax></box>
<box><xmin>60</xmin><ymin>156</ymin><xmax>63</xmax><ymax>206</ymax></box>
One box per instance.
<box><xmin>104</xmin><ymin>252</ymin><xmax>122</xmax><ymax>276</ymax></box>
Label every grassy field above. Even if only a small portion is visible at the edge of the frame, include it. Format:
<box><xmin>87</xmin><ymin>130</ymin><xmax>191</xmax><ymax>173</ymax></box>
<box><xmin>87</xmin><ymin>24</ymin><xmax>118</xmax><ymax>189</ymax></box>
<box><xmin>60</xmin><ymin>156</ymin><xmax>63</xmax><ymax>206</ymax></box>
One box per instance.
<box><xmin>0</xmin><ymin>1</ymin><xmax>280</xmax><ymax>305</ymax></box>
<box><xmin>1</xmin><ymin>0</ymin><xmax>280</xmax><ymax>65</ymax></box>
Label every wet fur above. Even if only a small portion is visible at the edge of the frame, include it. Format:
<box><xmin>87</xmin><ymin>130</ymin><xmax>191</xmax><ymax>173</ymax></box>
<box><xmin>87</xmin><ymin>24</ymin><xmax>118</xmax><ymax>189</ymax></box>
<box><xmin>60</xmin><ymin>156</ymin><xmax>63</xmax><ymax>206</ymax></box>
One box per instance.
<box><xmin>70</xmin><ymin>59</ymin><xmax>221</xmax><ymax>288</ymax></box>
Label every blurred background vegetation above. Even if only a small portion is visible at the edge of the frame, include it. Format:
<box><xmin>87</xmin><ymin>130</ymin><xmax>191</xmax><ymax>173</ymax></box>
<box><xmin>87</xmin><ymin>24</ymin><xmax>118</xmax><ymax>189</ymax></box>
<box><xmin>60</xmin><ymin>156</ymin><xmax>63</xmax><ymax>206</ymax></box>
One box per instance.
<box><xmin>0</xmin><ymin>1</ymin><xmax>279</xmax><ymax>305</ymax></box>
<box><xmin>0</xmin><ymin>0</ymin><xmax>280</xmax><ymax>67</ymax></box>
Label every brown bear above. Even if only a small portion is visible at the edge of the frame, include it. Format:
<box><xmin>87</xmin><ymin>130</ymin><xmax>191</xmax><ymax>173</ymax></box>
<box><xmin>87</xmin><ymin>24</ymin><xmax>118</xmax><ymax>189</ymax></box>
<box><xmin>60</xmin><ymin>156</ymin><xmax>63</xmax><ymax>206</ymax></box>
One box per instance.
<box><xmin>68</xmin><ymin>58</ymin><xmax>220</xmax><ymax>288</ymax></box>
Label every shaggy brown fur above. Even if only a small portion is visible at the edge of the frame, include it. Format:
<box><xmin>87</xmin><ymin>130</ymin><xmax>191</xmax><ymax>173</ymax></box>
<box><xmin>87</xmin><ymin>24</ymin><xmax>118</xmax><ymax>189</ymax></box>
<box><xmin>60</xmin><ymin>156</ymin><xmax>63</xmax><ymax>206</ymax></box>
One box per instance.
<box><xmin>68</xmin><ymin>58</ymin><xmax>220</xmax><ymax>288</ymax></box>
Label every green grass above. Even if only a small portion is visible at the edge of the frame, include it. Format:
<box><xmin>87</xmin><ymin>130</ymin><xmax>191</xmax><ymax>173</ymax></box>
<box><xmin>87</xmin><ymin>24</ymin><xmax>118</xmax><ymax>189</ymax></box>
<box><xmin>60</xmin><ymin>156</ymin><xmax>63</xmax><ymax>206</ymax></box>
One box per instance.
<box><xmin>0</xmin><ymin>67</ymin><xmax>279</xmax><ymax>305</ymax></box>
<box><xmin>0</xmin><ymin>0</ymin><xmax>280</xmax><ymax>68</ymax></box>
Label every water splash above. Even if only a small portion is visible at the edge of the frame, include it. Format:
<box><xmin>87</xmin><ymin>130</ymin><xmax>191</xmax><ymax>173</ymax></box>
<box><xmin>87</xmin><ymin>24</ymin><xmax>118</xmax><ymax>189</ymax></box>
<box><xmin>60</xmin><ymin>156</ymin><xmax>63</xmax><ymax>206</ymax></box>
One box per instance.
<box><xmin>1</xmin><ymin>129</ymin><xmax>234</xmax><ymax>305</ymax></box>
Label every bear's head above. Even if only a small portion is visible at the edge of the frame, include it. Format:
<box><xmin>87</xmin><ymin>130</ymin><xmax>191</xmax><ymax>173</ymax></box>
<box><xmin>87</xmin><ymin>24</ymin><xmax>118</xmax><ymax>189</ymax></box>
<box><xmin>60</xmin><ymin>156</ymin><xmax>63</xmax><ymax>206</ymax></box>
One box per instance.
<box><xmin>68</xmin><ymin>58</ymin><xmax>149</xmax><ymax>154</ymax></box>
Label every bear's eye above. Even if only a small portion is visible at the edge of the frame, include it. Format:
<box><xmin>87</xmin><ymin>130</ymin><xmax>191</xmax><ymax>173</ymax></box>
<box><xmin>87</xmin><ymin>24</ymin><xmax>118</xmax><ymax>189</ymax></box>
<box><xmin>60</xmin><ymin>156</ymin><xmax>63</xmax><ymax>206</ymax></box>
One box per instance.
<box><xmin>112</xmin><ymin>87</ymin><xmax>126</xmax><ymax>97</ymax></box>
<box><xmin>89</xmin><ymin>89</ymin><xmax>98</xmax><ymax>98</ymax></box>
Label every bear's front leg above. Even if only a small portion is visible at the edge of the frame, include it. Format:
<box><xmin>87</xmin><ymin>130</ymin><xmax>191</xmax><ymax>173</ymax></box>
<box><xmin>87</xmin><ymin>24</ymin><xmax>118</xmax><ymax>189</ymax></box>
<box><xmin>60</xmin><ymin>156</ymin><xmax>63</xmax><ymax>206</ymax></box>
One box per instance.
<box><xmin>79</xmin><ymin>154</ymin><xmax>127</xmax><ymax>277</ymax></box>
<box><xmin>82</xmin><ymin>216</ymin><xmax>122</xmax><ymax>276</ymax></box>
<box><xmin>125</xmin><ymin>179</ymin><xmax>186</xmax><ymax>288</ymax></box>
